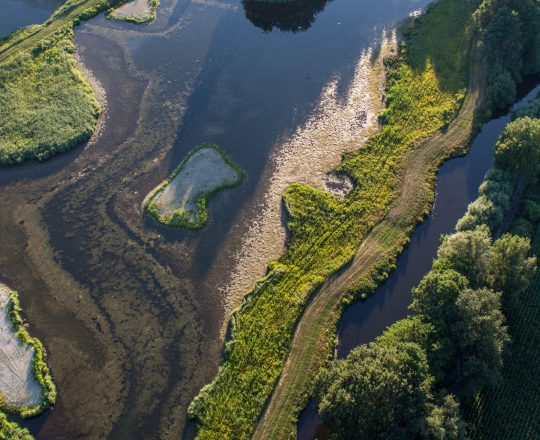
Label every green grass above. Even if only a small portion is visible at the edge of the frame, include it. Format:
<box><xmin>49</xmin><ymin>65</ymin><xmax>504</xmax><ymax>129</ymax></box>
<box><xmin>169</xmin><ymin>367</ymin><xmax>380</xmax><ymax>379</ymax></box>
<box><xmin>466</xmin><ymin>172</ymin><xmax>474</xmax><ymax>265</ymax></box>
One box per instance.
<box><xmin>144</xmin><ymin>144</ymin><xmax>244</xmax><ymax>230</ymax></box>
<box><xmin>0</xmin><ymin>412</ymin><xmax>33</xmax><ymax>439</ymax></box>
<box><xmin>0</xmin><ymin>26</ymin><xmax>100</xmax><ymax>165</ymax></box>
<box><xmin>468</xmin><ymin>183</ymin><xmax>540</xmax><ymax>440</ymax></box>
<box><xmin>188</xmin><ymin>1</ymin><xmax>478</xmax><ymax>438</ymax></box>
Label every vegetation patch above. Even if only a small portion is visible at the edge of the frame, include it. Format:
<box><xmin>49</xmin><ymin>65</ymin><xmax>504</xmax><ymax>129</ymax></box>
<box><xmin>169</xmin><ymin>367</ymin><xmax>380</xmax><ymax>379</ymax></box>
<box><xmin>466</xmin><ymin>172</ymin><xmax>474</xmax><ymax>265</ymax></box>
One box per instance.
<box><xmin>188</xmin><ymin>0</ymin><xmax>478</xmax><ymax>437</ymax></box>
<box><xmin>467</xmin><ymin>91</ymin><xmax>540</xmax><ymax>440</ymax></box>
<box><xmin>0</xmin><ymin>26</ymin><xmax>101</xmax><ymax>165</ymax></box>
<box><xmin>108</xmin><ymin>0</ymin><xmax>159</xmax><ymax>24</ymax></box>
<box><xmin>0</xmin><ymin>284</ymin><xmax>56</xmax><ymax>419</ymax></box>
<box><xmin>144</xmin><ymin>144</ymin><xmax>243</xmax><ymax>230</ymax></box>
<box><xmin>315</xmin><ymin>96</ymin><xmax>540</xmax><ymax>438</ymax></box>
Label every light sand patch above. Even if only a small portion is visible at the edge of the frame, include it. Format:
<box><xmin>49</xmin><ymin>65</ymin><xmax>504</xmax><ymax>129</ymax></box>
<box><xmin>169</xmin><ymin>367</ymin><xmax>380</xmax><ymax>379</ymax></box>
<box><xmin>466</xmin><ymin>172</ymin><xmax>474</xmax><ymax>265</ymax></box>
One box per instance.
<box><xmin>146</xmin><ymin>145</ymin><xmax>242</xmax><ymax>228</ymax></box>
<box><xmin>219</xmin><ymin>31</ymin><xmax>397</xmax><ymax>324</ymax></box>
<box><xmin>0</xmin><ymin>284</ymin><xmax>43</xmax><ymax>409</ymax></box>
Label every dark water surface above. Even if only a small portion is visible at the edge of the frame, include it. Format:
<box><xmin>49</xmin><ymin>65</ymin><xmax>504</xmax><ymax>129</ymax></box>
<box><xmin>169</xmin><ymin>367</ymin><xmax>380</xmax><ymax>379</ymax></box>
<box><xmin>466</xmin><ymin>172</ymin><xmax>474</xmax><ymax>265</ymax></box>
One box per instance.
<box><xmin>296</xmin><ymin>84</ymin><xmax>540</xmax><ymax>440</ymax></box>
<box><xmin>0</xmin><ymin>0</ymin><xmax>62</xmax><ymax>37</ymax></box>
<box><xmin>0</xmin><ymin>0</ymin><xmax>434</xmax><ymax>438</ymax></box>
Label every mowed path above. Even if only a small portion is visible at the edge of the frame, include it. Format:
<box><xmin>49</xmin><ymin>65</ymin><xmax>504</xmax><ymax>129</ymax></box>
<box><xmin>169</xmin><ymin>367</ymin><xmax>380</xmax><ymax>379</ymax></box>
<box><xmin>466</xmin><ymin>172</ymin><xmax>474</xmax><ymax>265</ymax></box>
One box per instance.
<box><xmin>0</xmin><ymin>0</ymin><xmax>111</xmax><ymax>64</ymax></box>
<box><xmin>253</xmin><ymin>55</ymin><xmax>484</xmax><ymax>440</ymax></box>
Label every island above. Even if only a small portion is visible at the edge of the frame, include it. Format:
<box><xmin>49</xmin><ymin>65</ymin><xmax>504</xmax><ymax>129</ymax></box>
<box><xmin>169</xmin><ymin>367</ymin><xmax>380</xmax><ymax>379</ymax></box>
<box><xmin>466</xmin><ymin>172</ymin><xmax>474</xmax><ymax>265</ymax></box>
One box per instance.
<box><xmin>144</xmin><ymin>144</ymin><xmax>243</xmax><ymax>230</ymax></box>
<box><xmin>0</xmin><ymin>283</ymin><xmax>56</xmax><ymax>419</ymax></box>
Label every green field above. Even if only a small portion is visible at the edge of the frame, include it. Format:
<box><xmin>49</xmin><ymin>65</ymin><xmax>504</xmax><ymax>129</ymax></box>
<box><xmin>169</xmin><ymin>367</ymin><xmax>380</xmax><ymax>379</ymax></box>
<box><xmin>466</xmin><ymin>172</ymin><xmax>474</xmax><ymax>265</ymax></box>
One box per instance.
<box><xmin>189</xmin><ymin>0</ymin><xmax>478</xmax><ymax>438</ymax></box>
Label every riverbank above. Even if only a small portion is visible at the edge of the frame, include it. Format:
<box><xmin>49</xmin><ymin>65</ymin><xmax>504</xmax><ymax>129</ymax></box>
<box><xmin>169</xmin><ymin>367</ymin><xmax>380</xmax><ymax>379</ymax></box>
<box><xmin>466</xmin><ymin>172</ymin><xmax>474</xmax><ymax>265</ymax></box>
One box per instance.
<box><xmin>189</xmin><ymin>0</ymin><xmax>479</xmax><ymax>437</ymax></box>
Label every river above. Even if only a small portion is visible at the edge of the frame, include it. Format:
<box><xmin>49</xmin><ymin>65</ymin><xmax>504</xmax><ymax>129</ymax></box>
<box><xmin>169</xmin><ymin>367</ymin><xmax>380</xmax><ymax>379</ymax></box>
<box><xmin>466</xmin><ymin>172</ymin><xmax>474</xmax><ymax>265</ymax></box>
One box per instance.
<box><xmin>0</xmin><ymin>0</ymin><xmax>434</xmax><ymax>438</ymax></box>
<box><xmin>296</xmin><ymin>83</ymin><xmax>540</xmax><ymax>440</ymax></box>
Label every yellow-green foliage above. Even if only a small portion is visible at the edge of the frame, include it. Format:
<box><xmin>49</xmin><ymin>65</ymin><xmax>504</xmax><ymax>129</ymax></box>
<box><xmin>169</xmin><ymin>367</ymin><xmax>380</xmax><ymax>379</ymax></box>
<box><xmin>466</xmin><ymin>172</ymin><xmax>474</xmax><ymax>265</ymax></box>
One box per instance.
<box><xmin>0</xmin><ymin>27</ymin><xmax>100</xmax><ymax>165</ymax></box>
<box><xmin>189</xmin><ymin>0</ymin><xmax>477</xmax><ymax>438</ymax></box>
<box><xmin>0</xmin><ymin>411</ymin><xmax>33</xmax><ymax>440</ymax></box>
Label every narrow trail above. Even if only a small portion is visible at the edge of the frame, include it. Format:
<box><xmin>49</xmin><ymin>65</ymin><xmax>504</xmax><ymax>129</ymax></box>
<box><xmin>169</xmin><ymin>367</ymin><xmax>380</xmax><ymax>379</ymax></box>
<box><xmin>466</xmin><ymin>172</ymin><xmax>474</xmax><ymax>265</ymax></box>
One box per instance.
<box><xmin>253</xmin><ymin>52</ymin><xmax>484</xmax><ymax>440</ymax></box>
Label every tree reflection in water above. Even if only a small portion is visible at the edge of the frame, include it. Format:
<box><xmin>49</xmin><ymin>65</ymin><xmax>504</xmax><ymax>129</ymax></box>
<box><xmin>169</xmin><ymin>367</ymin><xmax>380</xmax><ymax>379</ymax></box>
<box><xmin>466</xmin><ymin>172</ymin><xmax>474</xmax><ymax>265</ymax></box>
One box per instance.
<box><xmin>242</xmin><ymin>0</ymin><xmax>332</xmax><ymax>32</ymax></box>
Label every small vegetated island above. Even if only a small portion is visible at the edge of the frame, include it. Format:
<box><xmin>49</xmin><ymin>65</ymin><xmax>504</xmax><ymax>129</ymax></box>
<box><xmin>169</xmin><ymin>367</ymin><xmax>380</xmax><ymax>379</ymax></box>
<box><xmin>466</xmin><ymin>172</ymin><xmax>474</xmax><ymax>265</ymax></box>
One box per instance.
<box><xmin>0</xmin><ymin>283</ymin><xmax>56</xmax><ymax>438</ymax></box>
<box><xmin>144</xmin><ymin>145</ymin><xmax>243</xmax><ymax>230</ymax></box>
<box><xmin>108</xmin><ymin>0</ymin><xmax>159</xmax><ymax>24</ymax></box>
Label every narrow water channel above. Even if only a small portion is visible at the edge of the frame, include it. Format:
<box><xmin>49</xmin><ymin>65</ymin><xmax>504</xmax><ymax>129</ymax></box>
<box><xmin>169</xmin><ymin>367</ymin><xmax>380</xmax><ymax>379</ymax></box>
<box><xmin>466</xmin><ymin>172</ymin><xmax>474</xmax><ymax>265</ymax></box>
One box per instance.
<box><xmin>296</xmin><ymin>83</ymin><xmax>540</xmax><ymax>440</ymax></box>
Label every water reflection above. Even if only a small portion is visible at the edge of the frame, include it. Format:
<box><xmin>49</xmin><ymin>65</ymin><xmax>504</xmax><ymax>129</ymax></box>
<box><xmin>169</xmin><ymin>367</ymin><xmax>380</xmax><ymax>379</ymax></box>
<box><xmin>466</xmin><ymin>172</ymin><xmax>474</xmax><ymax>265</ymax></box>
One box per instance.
<box><xmin>242</xmin><ymin>0</ymin><xmax>332</xmax><ymax>32</ymax></box>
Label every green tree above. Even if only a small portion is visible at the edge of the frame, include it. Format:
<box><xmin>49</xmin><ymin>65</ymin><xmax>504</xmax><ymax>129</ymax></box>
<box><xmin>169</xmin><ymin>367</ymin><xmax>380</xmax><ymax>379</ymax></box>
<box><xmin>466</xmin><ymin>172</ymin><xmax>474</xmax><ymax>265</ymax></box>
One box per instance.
<box><xmin>410</xmin><ymin>270</ymin><xmax>469</xmax><ymax>379</ymax></box>
<box><xmin>316</xmin><ymin>342</ymin><xmax>434</xmax><ymax>440</ymax></box>
<box><xmin>495</xmin><ymin>117</ymin><xmax>540</xmax><ymax>179</ymax></box>
<box><xmin>449</xmin><ymin>288</ymin><xmax>509</xmax><ymax>397</ymax></box>
<box><xmin>425</xmin><ymin>394</ymin><xmax>467</xmax><ymax>440</ymax></box>
<box><xmin>435</xmin><ymin>227</ymin><xmax>492</xmax><ymax>288</ymax></box>
<box><xmin>486</xmin><ymin>233</ymin><xmax>536</xmax><ymax>308</ymax></box>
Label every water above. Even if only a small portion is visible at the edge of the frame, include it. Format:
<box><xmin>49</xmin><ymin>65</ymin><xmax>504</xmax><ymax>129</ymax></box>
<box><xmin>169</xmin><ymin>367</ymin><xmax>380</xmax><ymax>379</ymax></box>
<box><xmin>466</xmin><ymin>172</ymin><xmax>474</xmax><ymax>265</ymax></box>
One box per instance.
<box><xmin>0</xmin><ymin>0</ymin><xmax>440</xmax><ymax>437</ymax></box>
<box><xmin>296</xmin><ymin>83</ymin><xmax>540</xmax><ymax>440</ymax></box>
<box><xmin>0</xmin><ymin>0</ymin><xmax>62</xmax><ymax>37</ymax></box>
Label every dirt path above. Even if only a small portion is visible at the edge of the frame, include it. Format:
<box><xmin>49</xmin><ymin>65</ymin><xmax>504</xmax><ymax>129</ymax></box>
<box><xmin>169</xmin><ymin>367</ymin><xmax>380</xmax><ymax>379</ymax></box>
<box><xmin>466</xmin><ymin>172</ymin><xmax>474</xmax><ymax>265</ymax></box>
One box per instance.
<box><xmin>253</xmin><ymin>52</ymin><xmax>484</xmax><ymax>440</ymax></box>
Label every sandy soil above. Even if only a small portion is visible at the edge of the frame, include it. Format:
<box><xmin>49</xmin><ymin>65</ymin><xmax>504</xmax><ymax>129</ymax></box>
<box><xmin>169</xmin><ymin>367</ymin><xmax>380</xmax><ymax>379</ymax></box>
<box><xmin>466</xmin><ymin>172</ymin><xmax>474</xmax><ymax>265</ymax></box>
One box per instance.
<box><xmin>152</xmin><ymin>147</ymin><xmax>241</xmax><ymax>221</ymax></box>
<box><xmin>0</xmin><ymin>284</ymin><xmax>43</xmax><ymax>409</ymax></box>
<box><xmin>219</xmin><ymin>32</ymin><xmax>396</xmax><ymax>323</ymax></box>
<box><xmin>111</xmin><ymin>0</ymin><xmax>152</xmax><ymax>20</ymax></box>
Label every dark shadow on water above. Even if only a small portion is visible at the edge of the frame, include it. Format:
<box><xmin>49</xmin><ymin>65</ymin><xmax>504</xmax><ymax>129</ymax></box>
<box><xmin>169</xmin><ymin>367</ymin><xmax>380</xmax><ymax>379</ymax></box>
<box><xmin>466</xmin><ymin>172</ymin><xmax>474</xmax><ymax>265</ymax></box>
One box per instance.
<box><xmin>242</xmin><ymin>0</ymin><xmax>333</xmax><ymax>33</ymax></box>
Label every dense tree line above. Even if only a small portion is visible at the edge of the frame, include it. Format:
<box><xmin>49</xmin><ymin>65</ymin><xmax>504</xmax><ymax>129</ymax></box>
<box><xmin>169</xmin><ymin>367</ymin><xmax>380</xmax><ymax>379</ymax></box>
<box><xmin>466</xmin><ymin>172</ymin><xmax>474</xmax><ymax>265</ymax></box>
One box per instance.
<box><xmin>474</xmin><ymin>0</ymin><xmax>540</xmax><ymax>114</ymax></box>
<box><xmin>315</xmin><ymin>110</ymin><xmax>540</xmax><ymax>439</ymax></box>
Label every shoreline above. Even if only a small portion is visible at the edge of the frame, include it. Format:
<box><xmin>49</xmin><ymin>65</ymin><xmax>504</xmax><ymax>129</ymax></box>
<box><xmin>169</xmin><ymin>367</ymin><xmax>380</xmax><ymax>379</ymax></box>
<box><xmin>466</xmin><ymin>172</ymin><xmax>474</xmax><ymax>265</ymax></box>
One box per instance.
<box><xmin>218</xmin><ymin>31</ymin><xmax>396</xmax><ymax>332</ymax></box>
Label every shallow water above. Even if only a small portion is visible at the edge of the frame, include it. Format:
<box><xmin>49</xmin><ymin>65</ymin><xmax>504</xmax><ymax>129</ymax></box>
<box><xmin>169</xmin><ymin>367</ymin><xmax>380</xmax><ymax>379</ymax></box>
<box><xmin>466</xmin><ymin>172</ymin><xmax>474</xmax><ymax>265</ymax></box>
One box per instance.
<box><xmin>0</xmin><ymin>0</ymin><xmax>434</xmax><ymax>438</ymax></box>
<box><xmin>296</xmin><ymin>83</ymin><xmax>540</xmax><ymax>440</ymax></box>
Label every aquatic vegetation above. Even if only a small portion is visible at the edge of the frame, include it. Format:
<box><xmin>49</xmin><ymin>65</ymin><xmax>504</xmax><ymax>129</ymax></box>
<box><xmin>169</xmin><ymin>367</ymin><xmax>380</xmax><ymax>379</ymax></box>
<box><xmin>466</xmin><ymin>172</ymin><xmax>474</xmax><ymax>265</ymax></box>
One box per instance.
<box><xmin>189</xmin><ymin>0</ymin><xmax>478</xmax><ymax>437</ymax></box>
<box><xmin>145</xmin><ymin>144</ymin><xmax>243</xmax><ymax>230</ymax></box>
<box><xmin>0</xmin><ymin>285</ymin><xmax>56</xmax><ymax>419</ymax></box>
<box><xmin>0</xmin><ymin>27</ymin><xmax>100</xmax><ymax>165</ymax></box>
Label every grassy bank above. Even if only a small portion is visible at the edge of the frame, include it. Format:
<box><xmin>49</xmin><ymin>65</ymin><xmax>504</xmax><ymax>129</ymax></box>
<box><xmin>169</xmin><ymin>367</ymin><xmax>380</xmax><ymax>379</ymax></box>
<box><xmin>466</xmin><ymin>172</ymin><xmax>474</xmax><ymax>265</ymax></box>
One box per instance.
<box><xmin>144</xmin><ymin>144</ymin><xmax>243</xmax><ymax>230</ymax></box>
<box><xmin>189</xmin><ymin>0</ymin><xmax>478</xmax><ymax>438</ymax></box>
<box><xmin>0</xmin><ymin>27</ymin><xmax>101</xmax><ymax>165</ymax></box>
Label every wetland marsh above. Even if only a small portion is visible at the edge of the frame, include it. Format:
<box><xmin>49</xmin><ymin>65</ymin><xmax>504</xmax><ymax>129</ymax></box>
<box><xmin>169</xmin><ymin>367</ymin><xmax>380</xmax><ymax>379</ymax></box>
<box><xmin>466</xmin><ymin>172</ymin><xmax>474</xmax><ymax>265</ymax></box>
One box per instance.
<box><xmin>0</xmin><ymin>0</ymin><xmax>460</xmax><ymax>438</ymax></box>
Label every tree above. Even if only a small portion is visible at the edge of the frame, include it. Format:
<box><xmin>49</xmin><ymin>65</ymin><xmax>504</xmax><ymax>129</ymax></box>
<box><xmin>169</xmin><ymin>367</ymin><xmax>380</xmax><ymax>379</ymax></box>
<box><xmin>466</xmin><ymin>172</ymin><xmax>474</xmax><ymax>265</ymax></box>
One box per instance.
<box><xmin>435</xmin><ymin>227</ymin><xmax>492</xmax><ymax>288</ymax></box>
<box><xmin>425</xmin><ymin>394</ymin><xmax>467</xmax><ymax>440</ymax></box>
<box><xmin>449</xmin><ymin>288</ymin><xmax>509</xmax><ymax>397</ymax></box>
<box><xmin>486</xmin><ymin>233</ymin><xmax>536</xmax><ymax>308</ymax></box>
<box><xmin>495</xmin><ymin>117</ymin><xmax>540</xmax><ymax>180</ymax></box>
<box><xmin>316</xmin><ymin>342</ymin><xmax>434</xmax><ymax>440</ymax></box>
<box><xmin>410</xmin><ymin>270</ymin><xmax>469</xmax><ymax>379</ymax></box>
